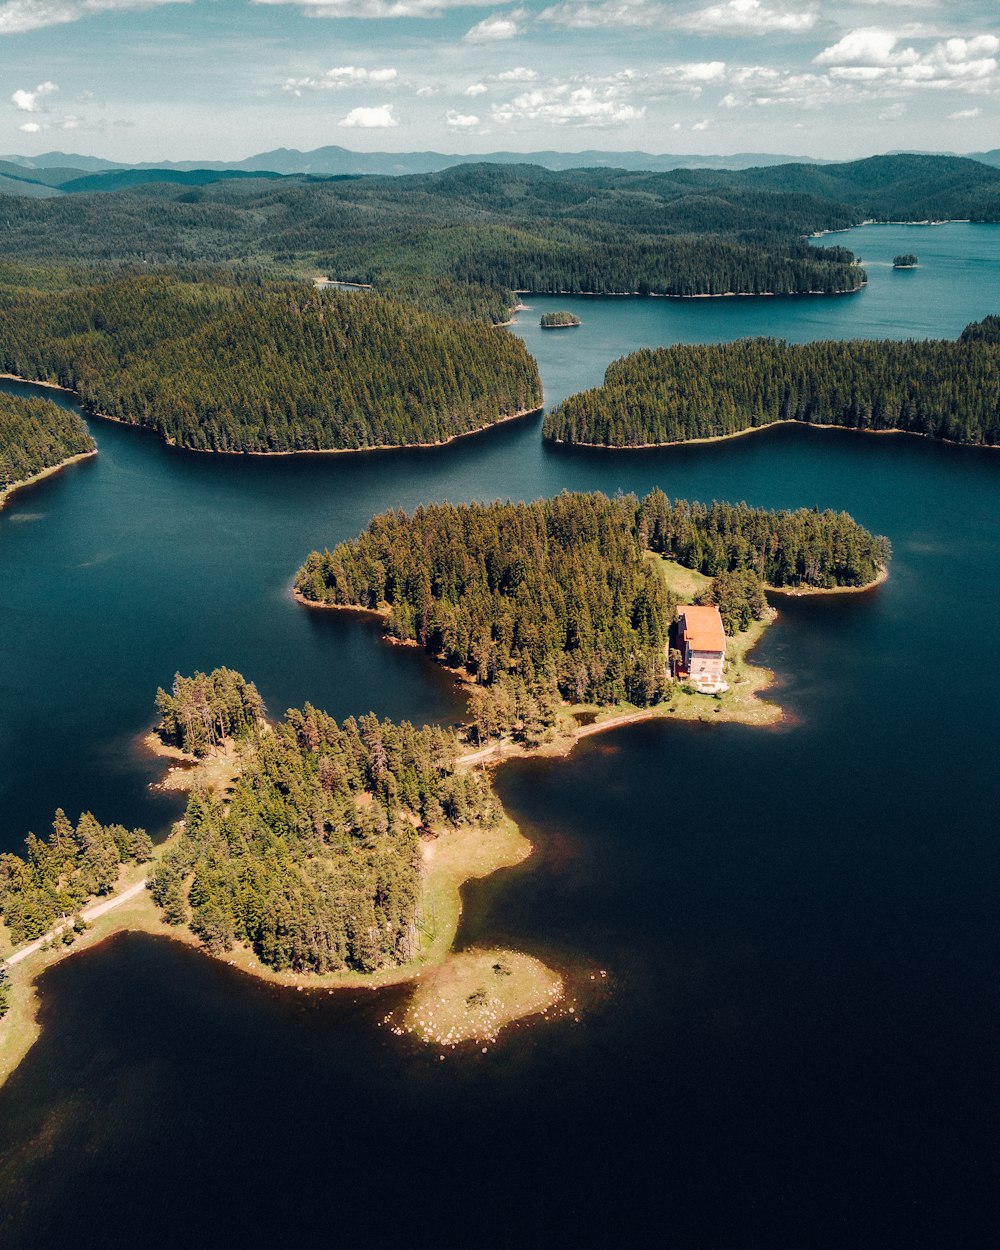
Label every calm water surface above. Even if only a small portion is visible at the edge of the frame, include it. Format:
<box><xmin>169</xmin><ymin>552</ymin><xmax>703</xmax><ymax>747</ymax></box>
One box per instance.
<box><xmin>1</xmin><ymin>224</ymin><xmax>999</xmax><ymax>1247</ymax></box>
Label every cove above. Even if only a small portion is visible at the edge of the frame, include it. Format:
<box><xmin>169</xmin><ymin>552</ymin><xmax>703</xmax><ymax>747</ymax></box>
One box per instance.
<box><xmin>1</xmin><ymin>224</ymin><xmax>999</xmax><ymax>1246</ymax></box>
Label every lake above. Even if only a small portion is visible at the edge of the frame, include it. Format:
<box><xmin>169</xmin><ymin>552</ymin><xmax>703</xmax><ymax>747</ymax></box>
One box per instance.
<box><xmin>1</xmin><ymin>223</ymin><xmax>999</xmax><ymax>1247</ymax></box>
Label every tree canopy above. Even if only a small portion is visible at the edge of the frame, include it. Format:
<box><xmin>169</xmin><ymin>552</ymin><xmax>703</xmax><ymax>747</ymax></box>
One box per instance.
<box><xmin>544</xmin><ymin>328</ymin><xmax>1000</xmax><ymax>447</ymax></box>
<box><xmin>0</xmin><ymin>272</ymin><xmax>542</xmax><ymax>452</ymax></box>
<box><xmin>0</xmin><ymin>393</ymin><xmax>93</xmax><ymax>494</ymax></box>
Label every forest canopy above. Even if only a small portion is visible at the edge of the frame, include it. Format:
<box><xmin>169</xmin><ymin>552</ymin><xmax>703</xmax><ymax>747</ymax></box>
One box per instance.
<box><xmin>155</xmin><ymin>668</ymin><xmax>266</xmax><ymax>756</ymax></box>
<box><xmin>543</xmin><ymin>327</ymin><xmax>1000</xmax><ymax>447</ymax></box>
<box><xmin>0</xmin><ymin>272</ymin><xmax>542</xmax><ymax>453</ymax></box>
<box><xmin>151</xmin><ymin>704</ymin><xmax>500</xmax><ymax>973</ymax></box>
<box><xmin>0</xmin><ymin>810</ymin><xmax>152</xmax><ymax>945</ymax></box>
<box><xmin>0</xmin><ymin>393</ymin><xmax>94</xmax><ymax>495</ymax></box>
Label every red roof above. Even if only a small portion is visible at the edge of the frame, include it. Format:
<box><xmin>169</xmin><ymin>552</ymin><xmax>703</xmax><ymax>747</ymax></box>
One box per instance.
<box><xmin>680</xmin><ymin>605</ymin><xmax>726</xmax><ymax>653</ymax></box>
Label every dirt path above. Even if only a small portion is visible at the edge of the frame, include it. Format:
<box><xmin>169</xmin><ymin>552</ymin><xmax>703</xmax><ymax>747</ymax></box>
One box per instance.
<box><xmin>4</xmin><ymin>879</ymin><xmax>148</xmax><ymax>968</ymax></box>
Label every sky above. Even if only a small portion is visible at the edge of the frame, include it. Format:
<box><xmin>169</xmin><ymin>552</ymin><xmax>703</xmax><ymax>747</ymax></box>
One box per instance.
<box><xmin>1</xmin><ymin>0</ymin><xmax>997</xmax><ymax>162</ymax></box>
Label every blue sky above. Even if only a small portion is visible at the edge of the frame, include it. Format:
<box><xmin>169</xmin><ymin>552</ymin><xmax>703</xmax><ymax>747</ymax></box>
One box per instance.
<box><xmin>1</xmin><ymin>0</ymin><xmax>997</xmax><ymax>161</ymax></box>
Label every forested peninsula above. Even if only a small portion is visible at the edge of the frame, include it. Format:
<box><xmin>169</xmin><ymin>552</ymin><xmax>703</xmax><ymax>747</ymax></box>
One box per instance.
<box><xmin>0</xmin><ymin>393</ymin><xmax>95</xmax><ymax>505</ymax></box>
<box><xmin>294</xmin><ymin>490</ymin><xmax>890</xmax><ymax>738</ymax></box>
<box><xmin>544</xmin><ymin>321</ymin><xmax>1000</xmax><ymax>448</ymax></box>
<box><xmin>0</xmin><ymin>272</ymin><xmax>541</xmax><ymax>453</ymax></box>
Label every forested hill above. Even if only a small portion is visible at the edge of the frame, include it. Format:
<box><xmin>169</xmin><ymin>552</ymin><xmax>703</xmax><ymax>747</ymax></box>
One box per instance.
<box><xmin>0</xmin><ymin>154</ymin><xmax>996</xmax><ymax>306</ymax></box>
<box><xmin>543</xmin><ymin>323</ymin><xmax>1000</xmax><ymax>448</ymax></box>
<box><xmin>295</xmin><ymin>491</ymin><xmax>889</xmax><ymax>717</ymax></box>
<box><xmin>0</xmin><ymin>273</ymin><xmax>542</xmax><ymax>453</ymax></box>
<box><xmin>151</xmin><ymin>704</ymin><xmax>500</xmax><ymax>973</ymax></box>
<box><xmin>0</xmin><ymin>393</ymin><xmax>94</xmax><ymax>496</ymax></box>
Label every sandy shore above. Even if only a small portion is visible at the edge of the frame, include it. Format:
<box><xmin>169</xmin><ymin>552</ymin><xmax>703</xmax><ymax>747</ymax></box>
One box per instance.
<box><xmin>547</xmin><ymin>416</ymin><xmax>1000</xmax><ymax>455</ymax></box>
<box><xmin>0</xmin><ymin>449</ymin><xmax>97</xmax><ymax>512</ymax></box>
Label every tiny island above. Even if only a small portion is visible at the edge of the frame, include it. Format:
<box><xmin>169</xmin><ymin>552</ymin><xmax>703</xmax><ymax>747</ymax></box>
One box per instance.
<box><xmin>540</xmin><ymin>311</ymin><xmax>582</xmax><ymax>329</ymax></box>
<box><xmin>893</xmin><ymin>253</ymin><xmax>919</xmax><ymax>268</ymax></box>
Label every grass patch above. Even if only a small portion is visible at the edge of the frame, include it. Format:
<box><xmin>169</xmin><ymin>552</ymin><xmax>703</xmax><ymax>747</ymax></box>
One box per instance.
<box><xmin>403</xmin><ymin>947</ymin><xmax>563</xmax><ymax>1045</ymax></box>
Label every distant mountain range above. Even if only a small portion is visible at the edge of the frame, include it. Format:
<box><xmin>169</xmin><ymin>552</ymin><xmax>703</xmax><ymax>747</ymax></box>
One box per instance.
<box><xmin>0</xmin><ymin>144</ymin><xmax>997</xmax><ymax>199</ymax></box>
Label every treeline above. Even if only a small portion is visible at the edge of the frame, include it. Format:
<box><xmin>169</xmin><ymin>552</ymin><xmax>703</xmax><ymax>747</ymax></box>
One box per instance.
<box><xmin>0</xmin><ymin>393</ymin><xmax>94</xmax><ymax>494</ymax></box>
<box><xmin>0</xmin><ymin>810</ymin><xmax>152</xmax><ymax>945</ymax></box>
<box><xmin>544</xmin><ymin>326</ymin><xmax>1000</xmax><ymax>447</ymax></box>
<box><xmin>295</xmin><ymin>491</ymin><xmax>889</xmax><ymax>723</ymax></box>
<box><xmin>151</xmin><ymin>705</ymin><xmax>500</xmax><ymax>973</ymax></box>
<box><xmin>155</xmin><ymin>668</ymin><xmax>266</xmax><ymax>756</ymax></box>
<box><xmin>0</xmin><ymin>272</ymin><xmax>542</xmax><ymax>452</ymax></box>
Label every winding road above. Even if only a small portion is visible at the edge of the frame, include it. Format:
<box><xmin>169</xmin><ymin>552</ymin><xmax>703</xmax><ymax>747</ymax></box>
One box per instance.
<box><xmin>4</xmin><ymin>879</ymin><xmax>148</xmax><ymax>968</ymax></box>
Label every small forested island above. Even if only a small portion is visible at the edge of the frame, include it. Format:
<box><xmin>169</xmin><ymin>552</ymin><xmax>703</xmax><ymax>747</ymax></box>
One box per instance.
<box><xmin>544</xmin><ymin>320</ymin><xmax>1000</xmax><ymax>447</ymax></box>
<box><xmin>540</xmin><ymin>311</ymin><xmax>582</xmax><ymax>329</ymax></box>
<box><xmin>893</xmin><ymin>254</ymin><xmax>918</xmax><ymax>268</ymax></box>
<box><xmin>0</xmin><ymin>392</ymin><xmax>95</xmax><ymax>506</ymax></box>
<box><xmin>294</xmin><ymin>490</ymin><xmax>890</xmax><ymax>740</ymax></box>
<box><xmin>0</xmin><ymin>272</ymin><xmax>542</xmax><ymax>453</ymax></box>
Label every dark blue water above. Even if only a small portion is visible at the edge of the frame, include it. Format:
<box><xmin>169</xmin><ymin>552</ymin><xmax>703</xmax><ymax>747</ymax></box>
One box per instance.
<box><xmin>1</xmin><ymin>224</ymin><xmax>999</xmax><ymax>1247</ymax></box>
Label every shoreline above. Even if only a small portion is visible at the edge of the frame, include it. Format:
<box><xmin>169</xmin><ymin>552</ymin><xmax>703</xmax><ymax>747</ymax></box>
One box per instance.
<box><xmin>0</xmin><ymin>449</ymin><xmax>97</xmax><ymax>512</ymax></box>
<box><xmin>547</xmin><ymin>416</ymin><xmax>1000</xmax><ymax>455</ymax></box>
<box><xmin>0</xmin><ymin>372</ymin><xmax>542</xmax><ymax>457</ymax></box>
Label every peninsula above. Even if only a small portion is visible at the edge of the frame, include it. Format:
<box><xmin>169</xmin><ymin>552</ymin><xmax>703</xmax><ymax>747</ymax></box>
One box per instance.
<box><xmin>543</xmin><ymin>320</ymin><xmax>1000</xmax><ymax>448</ymax></box>
<box><xmin>0</xmin><ymin>273</ymin><xmax>541</xmax><ymax>454</ymax></box>
<box><xmin>0</xmin><ymin>392</ymin><xmax>95</xmax><ymax>509</ymax></box>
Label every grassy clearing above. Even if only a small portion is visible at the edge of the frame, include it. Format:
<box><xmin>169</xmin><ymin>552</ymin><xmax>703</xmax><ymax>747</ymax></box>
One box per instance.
<box><xmin>402</xmin><ymin>948</ymin><xmax>564</xmax><ymax>1045</ymax></box>
<box><xmin>143</xmin><ymin>733</ymin><xmax>246</xmax><ymax>796</ymax></box>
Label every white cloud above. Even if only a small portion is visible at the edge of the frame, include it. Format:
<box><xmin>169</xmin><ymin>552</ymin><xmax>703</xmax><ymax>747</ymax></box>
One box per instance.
<box><xmin>464</xmin><ymin>82</ymin><xmax>488</xmax><ymax>96</ymax></box>
<box><xmin>416</xmin><ymin>85</ymin><xmax>435</xmax><ymax>97</ymax></box>
<box><xmin>255</xmin><ymin>0</ymin><xmax>505</xmax><ymax>17</ymax></box>
<box><xmin>659</xmin><ymin>61</ymin><xmax>727</xmax><ymax>85</ymax></box>
<box><xmin>540</xmin><ymin>0</ymin><xmax>817</xmax><ymax>35</ymax></box>
<box><xmin>283</xmin><ymin>66</ymin><xmax>397</xmax><ymax>94</ymax></box>
<box><xmin>18</xmin><ymin>120</ymin><xmax>42</xmax><ymax>132</ymax></box>
<box><xmin>949</xmin><ymin>106</ymin><xmax>981</xmax><ymax>118</ymax></box>
<box><xmin>815</xmin><ymin>28</ymin><xmax>917</xmax><ymax>67</ymax></box>
<box><xmin>816</xmin><ymin>30</ymin><xmax>1000</xmax><ymax>93</ymax></box>
<box><xmin>465</xmin><ymin>9</ymin><xmax>525</xmax><ymax>42</ymax></box>
<box><xmin>495</xmin><ymin>66</ymin><xmax>537</xmax><ymax>82</ymax></box>
<box><xmin>446</xmin><ymin>109</ymin><xmax>480</xmax><ymax>128</ymax></box>
<box><xmin>678</xmin><ymin>0</ymin><xmax>818</xmax><ymax>34</ymax></box>
<box><xmin>538</xmin><ymin>0</ymin><xmax>661</xmax><ymax>28</ymax></box>
<box><xmin>491</xmin><ymin>81</ymin><xmax>645</xmax><ymax>127</ymax></box>
<box><xmin>0</xmin><ymin>0</ymin><xmax>187</xmax><ymax>36</ymax></box>
<box><xmin>61</xmin><ymin>112</ymin><xmax>81</xmax><ymax>128</ymax></box>
<box><xmin>11</xmin><ymin>81</ymin><xmax>58</xmax><ymax>112</ymax></box>
<box><xmin>879</xmin><ymin>101</ymin><xmax>907</xmax><ymax>119</ymax></box>
<box><xmin>692</xmin><ymin>118</ymin><xmax>712</xmax><ymax>130</ymax></box>
<box><xmin>338</xmin><ymin>104</ymin><xmax>398</xmax><ymax>127</ymax></box>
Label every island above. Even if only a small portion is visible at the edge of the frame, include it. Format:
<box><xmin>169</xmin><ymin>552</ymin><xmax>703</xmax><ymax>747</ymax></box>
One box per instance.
<box><xmin>294</xmin><ymin>490</ymin><xmax>890</xmax><ymax>742</ymax></box>
<box><xmin>893</xmin><ymin>254</ymin><xmax>919</xmax><ymax>268</ymax></box>
<box><xmin>0</xmin><ymin>392</ymin><xmax>95</xmax><ymax>509</ymax></box>
<box><xmin>543</xmin><ymin>321</ymin><xmax>1000</xmax><ymax>448</ymax></box>
<box><xmin>541</xmin><ymin>311</ymin><xmax>582</xmax><ymax>329</ymax></box>
<box><xmin>0</xmin><ymin>273</ymin><xmax>542</xmax><ymax>454</ymax></box>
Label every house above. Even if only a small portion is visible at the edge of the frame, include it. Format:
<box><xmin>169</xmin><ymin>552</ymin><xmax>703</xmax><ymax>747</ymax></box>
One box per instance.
<box><xmin>675</xmin><ymin>604</ymin><xmax>728</xmax><ymax>694</ymax></box>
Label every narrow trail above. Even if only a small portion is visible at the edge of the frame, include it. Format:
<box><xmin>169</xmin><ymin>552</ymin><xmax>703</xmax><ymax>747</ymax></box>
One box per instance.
<box><xmin>4</xmin><ymin>879</ymin><xmax>148</xmax><ymax>967</ymax></box>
